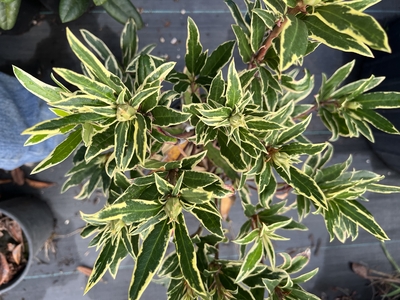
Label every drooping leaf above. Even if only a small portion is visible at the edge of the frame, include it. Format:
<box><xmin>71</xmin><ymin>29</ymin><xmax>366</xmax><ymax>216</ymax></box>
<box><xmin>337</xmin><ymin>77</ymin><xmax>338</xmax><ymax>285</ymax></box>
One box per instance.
<box><xmin>129</xmin><ymin>219</ymin><xmax>171</xmax><ymax>300</ymax></box>
<box><xmin>335</xmin><ymin>200</ymin><xmax>388</xmax><ymax>241</ymax></box>
<box><xmin>174</xmin><ymin>214</ymin><xmax>207</xmax><ymax>297</ymax></box>
<box><xmin>84</xmin><ymin>238</ymin><xmax>119</xmax><ymax>293</ymax></box>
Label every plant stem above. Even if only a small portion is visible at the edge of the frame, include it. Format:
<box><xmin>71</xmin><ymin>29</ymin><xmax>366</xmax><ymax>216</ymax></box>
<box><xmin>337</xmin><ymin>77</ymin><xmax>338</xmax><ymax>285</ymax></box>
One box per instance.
<box><xmin>252</xmin><ymin>6</ymin><xmax>303</xmax><ymax>66</ymax></box>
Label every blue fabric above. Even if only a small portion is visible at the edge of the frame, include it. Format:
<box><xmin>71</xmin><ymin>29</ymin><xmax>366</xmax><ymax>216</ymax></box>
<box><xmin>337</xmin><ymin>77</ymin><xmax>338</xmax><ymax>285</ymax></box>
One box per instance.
<box><xmin>0</xmin><ymin>72</ymin><xmax>62</xmax><ymax>170</ymax></box>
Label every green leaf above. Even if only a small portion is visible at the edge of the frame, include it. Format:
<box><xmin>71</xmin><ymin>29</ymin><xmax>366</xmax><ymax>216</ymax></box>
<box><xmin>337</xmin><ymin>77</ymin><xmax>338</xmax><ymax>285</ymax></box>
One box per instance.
<box><xmin>320</xmin><ymin>60</ymin><xmax>355</xmax><ymax>100</ymax></box>
<box><xmin>130</xmin><ymin>87</ymin><xmax>160</xmax><ymax>108</ymax></box>
<box><xmin>234</xmin><ymin>229</ymin><xmax>260</xmax><ymax>245</ymax></box>
<box><xmin>182</xmin><ymin>170</ymin><xmax>219</xmax><ymax>188</ymax></box>
<box><xmin>200</xmin><ymin>41</ymin><xmax>235</xmax><ymax>76</ymax></box>
<box><xmin>235</xmin><ymin>239</ymin><xmax>263</xmax><ymax>283</ymax></box>
<box><xmin>129</xmin><ymin>219</ymin><xmax>171</xmax><ymax>300</ymax></box>
<box><xmin>174</xmin><ymin>214</ymin><xmax>207</xmax><ymax>297</ymax></box>
<box><xmin>204</xmin><ymin>143</ymin><xmax>239</xmax><ymax>181</ymax></box>
<box><xmin>84</xmin><ymin>238</ymin><xmax>118</xmax><ymax>293</ymax></box>
<box><xmin>292</xmin><ymin>268</ymin><xmax>319</xmax><ymax>284</ymax></box>
<box><xmin>251</xmin><ymin>11</ymin><xmax>265</xmax><ymax>53</ymax></box>
<box><xmin>134</xmin><ymin>114</ymin><xmax>148</xmax><ymax>163</ymax></box>
<box><xmin>102</xmin><ymin>0</ymin><xmax>143</xmax><ymax>29</ymax></box>
<box><xmin>191</xmin><ymin>207</ymin><xmax>224</xmax><ymax>238</ymax></box>
<box><xmin>253</xmin><ymin>9</ymin><xmax>276</xmax><ymax>30</ymax></box>
<box><xmin>32</xmin><ymin>128</ymin><xmax>82</xmax><ymax>174</ymax></box>
<box><xmin>352</xmin><ymin>109</ymin><xmax>399</xmax><ymax>134</ymax></box>
<box><xmin>367</xmin><ymin>183</ymin><xmax>400</xmax><ymax>194</ymax></box>
<box><xmin>287</xmin><ymin>286</ymin><xmax>320</xmax><ymax>300</ymax></box>
<box><xmin>120</xmin><ymin>18</ymin><xmax>138</xmax><ymax>67</ymax></box>
<box><xmin>66</xmin><ymin>28</ymin><xmax>123</xmax><ymax>93</ymax></box>
<box><xmin>59</xmin><ymin>0</ymin><xmax>90</xmax><ymax>23</ymax></box>
<box><xmin>262</xmin><ymin>0</ymin><xmax>286</xmax><ymax>15</ymax></box>
<box><xmin>345</xmin><ymin>0</ymin><xmax>380</xmax><ymax>11</ymax></box>
<box><xmin>279</xmin><ymin>15</ymin><xmax>308</xmax><ymax>72</ymax></box>
<box><xmin>13</xmin><ymin>66</ymin><xmax>63</xmax><ymax>103</ymax></box>
<box><xmin>232</xmin><ymin>25</ymin><xmax>253</xmax><ymax>64</ymax></box>
<box><xmin>85</xmin><ymin>126</ymin><xmax>115</xmax><ymax>162</ymax></box>
<box><xmin>314</xmin><ymin>4</ymin><xmax>390</xmax><ymax>52</ymax></box>
<box><xmin>80</xmin><ymin>29</ymin><xmax>115</xmax><ymax>63</ymax></box>
<box><xmin>352</xmin><ymin>92</ymin><xmax>400</xmax><ymax>109</ymax></box>
<box><xmin>276</xmin><ymin>115</ymin><xmax>312</xmax><ymax>145</ymax></box>
<box><xmin>24</xmin><ymin>113</ymin><xmax>103</xmax><ymax>135</ymax></box>
<box><xmin>152</xmin><ymin>106</ymin><xmax>190</xmax><ymax>126</ymax></box>
<box><xmin>277</xmin><ymin>166</ymin><xmax>327</xmax><ymax>209</ymax></box>
<box><xmin>302</xmin><ymin>15</ymin><xmax>373</xmax><ymax>57</ymax></box>
<box><xmin>0</xmin><ymin>0</ymin><xmax>21</xmax><ymax>30</ymax></box>
<box><xmin>318</xmin><ymin>156</ymin><xmax>352</xmax><ymax>183</ymax></box>
<box><xmin>180</xmin><ymin>188</ymin><xmax>212</xmax><ymax>204</ymax></box>
<box><xmin>335</xmin><ymin>200</ymin><xmax>388</xmax><ymax>241</ymax></box>
<box><xmin>225</xmin><ymin>0</ymin><xmax>250</xmax><ymax>35</ymax></box>
<box><xmin>246</xmin><ymin>119</ymin><xmax>282</xmax><ymax>132</ymax></box>
<box><xmin>88</xmin><ymin>199</ymin><xmax>163</xmax><ymax>224</ymax></box>
<box><xmin>115</xmin><ymin>121</ymin><xmax>129</xmax><ymax>169</ymax></box>
<box><xmin>109</xmin><ymin>239</ymin><xmax>128</xmax><ymax>278</ymax></box>
<box><xmin>208</xmin><ymin>71</ymin><xmax>226</xmax><ymax>104</ymax></box>
<box><xmin>280</xmin><ymin>142</ymin><xmax>327</xmax><ymax>155</ymax></box>
<box><xmin>217</xmin><ymin>132</ymin><xmax>247</xmax><ymax>171</ymax></box>
<box><xmin>226</xmin><ymin>60</ymin><xmax>243</xmax><ymax>108</ymax></box>
<box><xmin>185</xmin><ymin>17</ymin><xmax>203</xmax><ymax>74</ymax></box>
<box><xmin>54</xmin><ymin>68</ymin><xmax>115</xmax><ymax>101</ymax></box>
<box><xmin>331</xmin><ymin>76</ymin><xmax>384</xmax><ymax>99</ymax></box>
<box><xmin>143</xmin><ymin>62</ymin><xmax>176</xmax><ymax>86</ymax></box>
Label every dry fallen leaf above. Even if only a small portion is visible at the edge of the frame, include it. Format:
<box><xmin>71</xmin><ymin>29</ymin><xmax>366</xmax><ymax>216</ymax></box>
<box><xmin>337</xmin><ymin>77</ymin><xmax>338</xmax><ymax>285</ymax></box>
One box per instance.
<box><xmin>6</xmin><ymin>221</ymin><xmax>23</xmax><ymax>244</ymax></box>
<box><xmin>220</xmin><ymin>196</ymin><xmax>235</xmax><ymax>221</ymax></box>
<box><xmin>162</xmin><ymin>141</ymin><xmax>188</xmax><ymax>162</ymax></box>
<box><xmin>0</xmin><ymin>179</ymin><xmax>12</xmax><ymax>185</ymax></box>
<box><xmin>6</xmin><ymin>243</ymin><xmax>15</xmax><ymax>252</ymax></box>
<box><xmin>11</xmin><ymin>244</ymin><xmax>22</xmax><ymax>265</ymax></box>
<box><xmin>25</xmin><ymin>178</ymin><xmax>55</xmax><ymax>189</ymax></box>
<box><xmin>10</xmin><ymin>168</ymin><xmax>25</xmax><ymax>186</ymax></box>
<box><xmin>77</xmin><ymin>265</ymin><xmax>92</xmax><ymax>277</ymax></box>
<box><xmin>350</xmin><ymin>262</ymin><xmax>369</xmax><ymax>279</ymax></box>
<box><xmin>0</xmin><ymin>253</ymin><xmax>10</xmax><ymax>285</ymax></box>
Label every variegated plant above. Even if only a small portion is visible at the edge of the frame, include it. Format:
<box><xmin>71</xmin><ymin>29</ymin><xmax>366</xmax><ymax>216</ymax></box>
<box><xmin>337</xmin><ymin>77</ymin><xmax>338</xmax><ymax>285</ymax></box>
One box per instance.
<box><xmin>13</xmin><ymin>0</ymin><xmax>400</xmax><ymax>299</ymax></box>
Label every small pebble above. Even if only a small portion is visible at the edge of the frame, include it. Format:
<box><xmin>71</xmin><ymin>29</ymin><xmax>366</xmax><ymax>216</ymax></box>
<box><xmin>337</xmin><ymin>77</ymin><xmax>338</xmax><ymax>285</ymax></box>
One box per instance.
<box><xmin>171</xmin><ymin>37</ymin><xmax>178</xmax><ymax>44</ymax></box>
<box><xmin>160</xmin><ymin>37</ymin><xmax>165</xmax><ymax>43</ymax></box>
<box><xmin>176</xmin><ymin>54</ymin><xmax>181</xmax><ymax>59</ymax></box>
<box><xmin>181</xmin><ymin>9</ymin><xmax>186</xmax><ymax>15</ymax></box>
<box><xmin>64</xmin><ymin>220</ymin><xmax>70</xmax><ymax>225</ymax></box>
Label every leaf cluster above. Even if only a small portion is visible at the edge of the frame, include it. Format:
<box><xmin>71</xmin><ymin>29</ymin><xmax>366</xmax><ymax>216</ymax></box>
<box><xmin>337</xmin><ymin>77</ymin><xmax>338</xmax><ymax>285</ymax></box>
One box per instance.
<box><xmin>13</xmin><ymin>0</ymin><xmax>400</xmax><ymax>299</ymax></box>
